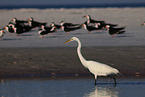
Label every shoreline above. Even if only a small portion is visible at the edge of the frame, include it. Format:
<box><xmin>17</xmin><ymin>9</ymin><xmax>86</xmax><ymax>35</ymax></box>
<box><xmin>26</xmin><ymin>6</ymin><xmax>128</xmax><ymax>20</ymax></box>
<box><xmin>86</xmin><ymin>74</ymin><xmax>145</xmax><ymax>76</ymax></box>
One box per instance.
<box><xmin>0</xmin><ymin>46</ymin><xmax>145</xmax><ymax>77</ymax></box>
<box><xmin>0</xmin><ymin>8</ymin><xmax>145</xmax><ymax>78</ymax></box>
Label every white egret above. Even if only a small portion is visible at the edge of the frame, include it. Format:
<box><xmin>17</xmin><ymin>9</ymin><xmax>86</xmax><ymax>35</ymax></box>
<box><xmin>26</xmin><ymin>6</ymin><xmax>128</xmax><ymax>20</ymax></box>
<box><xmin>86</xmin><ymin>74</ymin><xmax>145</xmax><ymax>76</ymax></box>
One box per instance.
<box><xmin>64</xmin><ymin>37</ymin><xmax>119</xmax><ymax>85</ymax></box>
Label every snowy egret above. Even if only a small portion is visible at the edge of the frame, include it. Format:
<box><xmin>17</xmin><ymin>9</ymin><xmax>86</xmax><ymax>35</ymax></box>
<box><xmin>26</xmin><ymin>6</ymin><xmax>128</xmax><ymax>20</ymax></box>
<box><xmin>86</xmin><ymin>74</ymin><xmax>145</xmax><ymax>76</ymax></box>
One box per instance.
<box><xmin>64</xmin><ymin>37</ymin><xmax>119</xmax><ymax>85</ymax></box>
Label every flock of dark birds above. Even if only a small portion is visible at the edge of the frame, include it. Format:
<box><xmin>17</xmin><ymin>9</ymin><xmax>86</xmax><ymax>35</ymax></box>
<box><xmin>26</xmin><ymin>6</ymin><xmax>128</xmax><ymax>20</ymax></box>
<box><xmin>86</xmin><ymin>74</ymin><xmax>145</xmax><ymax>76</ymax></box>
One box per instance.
<box><xmin>0</xmin><ymin>15</ymin><xmax>144</xmax><ymax>39</ymax></box>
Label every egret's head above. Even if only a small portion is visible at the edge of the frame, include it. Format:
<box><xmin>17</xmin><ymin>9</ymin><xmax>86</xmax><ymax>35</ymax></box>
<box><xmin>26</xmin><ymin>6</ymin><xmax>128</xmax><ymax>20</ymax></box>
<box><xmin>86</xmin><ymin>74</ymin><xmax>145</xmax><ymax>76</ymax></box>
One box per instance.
<box><xmin>64</xmin><ymin>37</ymin><xmax>78</xmax><ymax>43</ymax></box>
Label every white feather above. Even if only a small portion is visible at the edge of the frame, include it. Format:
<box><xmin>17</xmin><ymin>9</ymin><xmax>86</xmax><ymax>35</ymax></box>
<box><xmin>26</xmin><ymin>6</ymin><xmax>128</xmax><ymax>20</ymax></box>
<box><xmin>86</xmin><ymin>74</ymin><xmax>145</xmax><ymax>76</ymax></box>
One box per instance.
<box><xmin>65</xmin><ymin>37</ymin><xmax>119</xmax><ymax>85</ymax></box>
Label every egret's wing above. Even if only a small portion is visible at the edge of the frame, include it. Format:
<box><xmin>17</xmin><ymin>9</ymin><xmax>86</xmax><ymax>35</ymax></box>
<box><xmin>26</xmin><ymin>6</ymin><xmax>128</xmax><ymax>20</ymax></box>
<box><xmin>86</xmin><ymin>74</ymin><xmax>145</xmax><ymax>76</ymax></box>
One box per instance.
<box><xmin>86</xmin><ymin>61</ymin><xmax>119</xmax><ymax>76</ymax></box>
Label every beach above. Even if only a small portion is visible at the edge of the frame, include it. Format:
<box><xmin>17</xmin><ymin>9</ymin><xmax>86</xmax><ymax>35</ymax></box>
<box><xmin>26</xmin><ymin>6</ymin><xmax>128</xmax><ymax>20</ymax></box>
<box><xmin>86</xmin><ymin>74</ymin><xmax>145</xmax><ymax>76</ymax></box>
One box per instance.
<box><xmin>0</xmin><ymin>8</ymin><xmax>145</xmax><ymax>77</ymax></box>
<box><xmin>0</xmin><ymin>46</ymin><xmax>145</xmax><ymax>77</ymax></box>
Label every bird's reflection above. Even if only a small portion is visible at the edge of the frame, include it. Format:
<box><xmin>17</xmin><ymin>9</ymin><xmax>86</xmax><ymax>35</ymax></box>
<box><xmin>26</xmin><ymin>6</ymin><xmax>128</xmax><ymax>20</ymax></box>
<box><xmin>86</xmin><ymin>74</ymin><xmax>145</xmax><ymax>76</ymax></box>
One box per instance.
<box><xmin>84</xmin><ymin>86</ymin><xmax>118</xmax><ymax>97</ymax></box>
<box><xmin>1</xmin><ymin>79</ymin><xmax>4</xmax><ymax>84</ymax></box>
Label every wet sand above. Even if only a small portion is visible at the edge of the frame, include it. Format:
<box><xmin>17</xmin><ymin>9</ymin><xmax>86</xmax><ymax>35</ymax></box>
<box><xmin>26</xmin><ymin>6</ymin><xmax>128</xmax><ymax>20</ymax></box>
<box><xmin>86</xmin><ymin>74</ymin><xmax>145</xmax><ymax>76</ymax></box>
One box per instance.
<box><xmin>0</xmin><ymin>46</ymin><xmax>145</xmax><ymax>77</ymax></box>
<box><xmin>0</xmin><ymin>8</ymin><xmax>145</xmax><ymax>78</ymax></box>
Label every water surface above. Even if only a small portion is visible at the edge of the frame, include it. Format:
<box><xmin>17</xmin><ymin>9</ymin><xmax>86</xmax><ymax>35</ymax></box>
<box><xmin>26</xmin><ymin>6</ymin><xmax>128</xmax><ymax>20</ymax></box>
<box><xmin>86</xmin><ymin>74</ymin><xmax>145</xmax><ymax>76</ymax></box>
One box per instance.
<box><xmin>0</xmin><ymin>77</ymin><xmax>145</xmax><ymax>97</ymax></box>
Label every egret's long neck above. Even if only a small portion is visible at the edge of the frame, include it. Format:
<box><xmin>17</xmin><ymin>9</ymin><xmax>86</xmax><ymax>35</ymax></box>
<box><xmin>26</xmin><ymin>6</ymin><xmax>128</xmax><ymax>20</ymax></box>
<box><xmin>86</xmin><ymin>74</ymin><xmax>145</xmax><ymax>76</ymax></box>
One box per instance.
<box><xmin>76</xmin><ymin>39</ymin><xmax>88</xmax><ymax>68</ymax></box>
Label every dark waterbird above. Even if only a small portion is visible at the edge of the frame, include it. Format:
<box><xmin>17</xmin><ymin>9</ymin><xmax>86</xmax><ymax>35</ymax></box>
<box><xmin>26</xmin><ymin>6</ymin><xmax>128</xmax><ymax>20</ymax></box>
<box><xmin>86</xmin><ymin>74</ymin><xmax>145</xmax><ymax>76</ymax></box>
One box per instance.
<box><xmin>10</xmin><ymin>17</ymin><xmax>28</xmax><ymax>24</ymax></box>
<box><xmin>28</xmin><ymin>17</ymin><xmax>47</xmax><ymax>28</ymax></box>
<box><xmin>50</xmin><ymin>22</ymin><xmax>61</xmax><ymax>29</ymax></box>
<box><xmin>0</xmin><ymin>29</ymin><xmax>6</xmax><ymax>39</ymax></box>
<box><xmin>3</xmin><ymin>24</ymin><xmax>14</xmax><ymax>34</ymax></box>
<box><xmin>61</xmin><ymin>24</ymin><xmax>82</xmax><ymax>34</ymax></box>
<box><xmin>38</xmin><ymin>26</ymin><xmax>56</xmax><ymax>38</ymax></box>
<box><xmin>60</xmin><ymin>21</ymin><xmax>80</xmax><ymax>27</ymax></box>
<box><xmin>106</xmin><ymin>25</ymin><xmax>126</xmax><ymax>37</ymax></box>
<box><xmin>82</xmin><ymin>21</ymin><xmax>102</xmax><ymax>33</ymax></box>
<box><xmin>83</xmin><ymin>15</ymin><xmax>105</xmax><ymax>24</ymax></box>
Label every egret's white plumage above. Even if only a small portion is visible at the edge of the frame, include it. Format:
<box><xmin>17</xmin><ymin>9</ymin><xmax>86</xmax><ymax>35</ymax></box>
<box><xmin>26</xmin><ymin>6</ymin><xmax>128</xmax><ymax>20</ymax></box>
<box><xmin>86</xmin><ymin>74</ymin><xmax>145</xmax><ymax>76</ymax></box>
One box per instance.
<box><xmin>65</xmin><ymin>37</ymin><xmax>119</xmax><ymax>85</ymax></box>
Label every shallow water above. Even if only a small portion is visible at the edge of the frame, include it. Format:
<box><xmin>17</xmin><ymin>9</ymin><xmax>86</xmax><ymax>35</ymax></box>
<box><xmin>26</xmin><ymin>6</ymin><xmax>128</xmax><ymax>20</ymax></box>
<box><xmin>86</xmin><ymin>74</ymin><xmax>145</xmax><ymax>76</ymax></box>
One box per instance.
<box><xmin>0</xmin><ymin>77</ymin><xmax>145</xmax><ymax>97</ymax></box>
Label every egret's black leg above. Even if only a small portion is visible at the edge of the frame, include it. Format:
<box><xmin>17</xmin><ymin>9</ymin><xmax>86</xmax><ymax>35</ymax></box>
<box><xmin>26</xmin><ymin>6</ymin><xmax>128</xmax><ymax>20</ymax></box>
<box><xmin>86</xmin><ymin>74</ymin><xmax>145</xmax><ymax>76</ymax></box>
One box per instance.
<box><xmin>94</xmin><ymin>75</ymin><xmax>97</xmax><ymax>86</ymax></box>
<box><xmin>109</xmin><ymin>75</ymin><xmax>117</xmax><ymax>85</ymax></box>
<box><xmin>113</xmin><ymin>77</ymin><xmax>117</xmax><ymax>85</ymax></box>
<box><xmin>113</xmin><ymin>77</ymin><xmax>117</xmax><ymax>87</ymax></box>
<box><xmin>95</xmin><ymin>79</ymin><xmax>97</xmax><ymax>86</ymax></box>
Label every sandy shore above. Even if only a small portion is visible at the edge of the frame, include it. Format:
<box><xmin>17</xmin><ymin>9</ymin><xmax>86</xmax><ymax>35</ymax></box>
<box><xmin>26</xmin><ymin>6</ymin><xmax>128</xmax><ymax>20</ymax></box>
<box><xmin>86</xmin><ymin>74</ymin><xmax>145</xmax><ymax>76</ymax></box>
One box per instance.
<box><xmin>0</xmin><ymin>8</ymin><xmax>145</xmax><ymax>47</ymax></box>
<box><xmin>0</xmin><ymin>46</ymin><xmax>145</xmax><ymax>77</ymax></box>
<box><xmin>0</xmin><ymin>8</ymin><xmax>145</xmax><ymax>77</ymax></box>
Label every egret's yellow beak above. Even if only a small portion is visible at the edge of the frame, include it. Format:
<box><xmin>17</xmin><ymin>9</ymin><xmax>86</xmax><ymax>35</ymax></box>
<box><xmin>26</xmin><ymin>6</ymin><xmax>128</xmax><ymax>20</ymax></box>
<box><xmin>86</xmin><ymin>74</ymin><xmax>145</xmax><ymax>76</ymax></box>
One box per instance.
<box><xmin>64</xmin><ymin>39</ymin><xmax>72</xmax><ymax>43</ymax></box>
